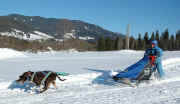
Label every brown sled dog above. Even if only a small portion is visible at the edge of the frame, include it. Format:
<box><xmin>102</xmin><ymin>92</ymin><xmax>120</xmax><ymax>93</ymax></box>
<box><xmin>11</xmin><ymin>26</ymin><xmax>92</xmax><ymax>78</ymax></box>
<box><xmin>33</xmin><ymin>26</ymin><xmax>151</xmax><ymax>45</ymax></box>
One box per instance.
<box><xmin>16</xmin><ymin>71</ymin><xmax>66</xmax><ymax>93</ymax></box>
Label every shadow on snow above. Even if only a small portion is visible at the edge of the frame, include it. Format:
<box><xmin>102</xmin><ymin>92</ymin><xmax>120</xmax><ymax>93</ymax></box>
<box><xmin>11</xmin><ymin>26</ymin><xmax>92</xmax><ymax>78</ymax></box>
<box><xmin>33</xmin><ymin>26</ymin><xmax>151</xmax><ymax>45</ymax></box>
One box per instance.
<box><xmin>8</xmin><ymin>81</ymin><xmax>39</xmax><ymax>93</ymax></box>
<box><xmin>84</xmin><ymin>68</ymin><xmax>120</xmax><ymax>86</ymax></box>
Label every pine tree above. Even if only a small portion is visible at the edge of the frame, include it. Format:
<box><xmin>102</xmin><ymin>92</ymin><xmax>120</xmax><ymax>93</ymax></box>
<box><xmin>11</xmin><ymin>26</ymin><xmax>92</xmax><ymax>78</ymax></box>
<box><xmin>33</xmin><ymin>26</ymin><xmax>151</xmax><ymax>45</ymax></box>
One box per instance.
<box><xmin>129</xmin><ymin>36</ymin><xmax>136</xmax><ymax>50</ymax></box>
<box><xmin>123</xmin><ymin>38</ymin><xmax>126</xmax><ymax>49</ymax></box>
<box><xmin>155</xmin><ymin>30</ymin><xmax>162</xmax><ymax>49</ymax></box>
<box><xmin>137</xmin><ymin>33</ymin><xmax>142</xmax><ymax>50</ymax></box>
<box><xmin>162</xmin><ymin>29</ymin><xmax>170</xmax><ymax>50</ymax></box>
<box><xmin>134</xmin><ymin>39</ymin><xmax>139</xmax><ymax>50</ymax></box>
<box><xmin>142</xmin><ymin>39</ymin><xmax>146</xmax><ymax>50</ymax></box>
<box><xmin>105</xmin><ymin>37</ymin><xmax>113</xmax><ymax>51</ymax></box>
<box><xmin>150</xmin><ymin>32</ymin><xmax>155</xmax><ymax>41</ymax></box>
<box><xmin>175</xmin><ymin>30</ymin><xmax>180</xmax><ymax>50</ymax></box>
<box><xmin>159</xmin><ymin>34</ymin><xmax>164</xmax><ymax>49</ymax></box>
<box><xmin>111</xmin><ymin>38</ymin><xmax>115</xmax><ymax>50</ymax></box>
<box><xmin>114</xmin><ymin>37</ymin><xmax>119</xmax><ymax>50</ymax></box>
<box><xmin>155</xmin><ymin>30</ymin><xmax>160</xmax><ymax>42</ymax></box>
<box><xmin>114</xmin><ymin>37</ymin><xmax>123</xmax><ymax>50</ymax></box>
<box><xmin>144</xmin><ymin>32</ymin><xmax>149</xmax><ymax>49</ymax></box>
<box><xmin>97</xmin><ymin>36</ymin><xmax>105</xmax><ymax>51</ymax></box>
<box><xmin>169</xmin><ymin>35</ymin><xmax>175</xmax><ymax>50</ymax></box>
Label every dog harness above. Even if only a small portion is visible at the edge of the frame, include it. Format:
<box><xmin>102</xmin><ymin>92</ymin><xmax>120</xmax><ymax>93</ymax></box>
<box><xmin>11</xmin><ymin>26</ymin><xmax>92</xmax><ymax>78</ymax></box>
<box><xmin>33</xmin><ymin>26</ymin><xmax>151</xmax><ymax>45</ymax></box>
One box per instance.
<box><xmin>41</xmin><ymin>72</ymin><xmax>52</xmax><ymax>85</ymax></box>
<box><xmin>30</xmin><ymin>72</ymin><xmax>36</xmax><ymax>82</ymax></box>
<box><xmin>56</xmin><ymin>72</ymin><xmax>69</xmax><ymax>76</ymax></box>
<box><xmin>30</xmin><ymin>71</ymin><xmax>52</xmax><ymax>86</ymax></box>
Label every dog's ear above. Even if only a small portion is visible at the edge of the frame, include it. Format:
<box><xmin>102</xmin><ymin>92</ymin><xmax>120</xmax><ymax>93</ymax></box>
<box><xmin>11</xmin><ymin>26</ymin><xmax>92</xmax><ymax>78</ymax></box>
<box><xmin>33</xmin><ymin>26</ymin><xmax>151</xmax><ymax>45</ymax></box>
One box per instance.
<box><xmin>19</xmin><ymin>75</ymin><xmax>23</xmax><ymax>78</ymax></box>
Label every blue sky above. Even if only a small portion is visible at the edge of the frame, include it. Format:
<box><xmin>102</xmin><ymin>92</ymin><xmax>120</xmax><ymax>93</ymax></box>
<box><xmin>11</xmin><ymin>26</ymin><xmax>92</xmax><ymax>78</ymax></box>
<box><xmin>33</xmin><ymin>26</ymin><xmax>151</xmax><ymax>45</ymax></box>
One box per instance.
<box><xmin>0</xmin><ymin>0</ymin><xmax>180</xmax><ymax>37</ymax></box>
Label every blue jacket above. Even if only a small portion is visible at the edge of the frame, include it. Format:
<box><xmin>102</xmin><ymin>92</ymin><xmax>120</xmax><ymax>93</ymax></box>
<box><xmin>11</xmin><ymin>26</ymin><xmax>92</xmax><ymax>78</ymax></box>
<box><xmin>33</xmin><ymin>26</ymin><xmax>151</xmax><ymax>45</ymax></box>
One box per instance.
<box><xmin>145</xmin><ymin>40</ymin><xmax>165</xmax><ymax>77</ymax></box>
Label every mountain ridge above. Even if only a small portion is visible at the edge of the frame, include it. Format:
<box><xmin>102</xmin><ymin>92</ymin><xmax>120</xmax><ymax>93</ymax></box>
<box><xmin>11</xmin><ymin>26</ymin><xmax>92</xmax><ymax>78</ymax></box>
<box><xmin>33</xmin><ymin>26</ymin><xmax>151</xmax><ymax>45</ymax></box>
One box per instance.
<box><xmin>0</xmin><ymin>14</ymin><xmax>124</xmax><ymax>40</ymax></box>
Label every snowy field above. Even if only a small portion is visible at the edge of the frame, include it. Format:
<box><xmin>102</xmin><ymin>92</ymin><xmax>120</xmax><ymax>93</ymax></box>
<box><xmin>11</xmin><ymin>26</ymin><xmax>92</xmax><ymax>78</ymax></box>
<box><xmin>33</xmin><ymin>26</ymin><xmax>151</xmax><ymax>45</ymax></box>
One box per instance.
<box><xmin>0</xmin><ymin>48</ymin><xmax>180</xmax><ymax>104</ymax></box>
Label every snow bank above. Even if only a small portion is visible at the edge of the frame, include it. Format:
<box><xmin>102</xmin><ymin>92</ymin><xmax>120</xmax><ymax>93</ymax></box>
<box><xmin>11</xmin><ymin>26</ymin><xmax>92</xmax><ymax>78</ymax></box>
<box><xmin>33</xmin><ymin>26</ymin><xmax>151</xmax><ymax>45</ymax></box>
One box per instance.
<box><xmin>33</xmin><ymin>49</ymin><xmax>79</xmax><ymax>56</ymax></box>
<box><xmin>115</xmin><ymin>50</ymin><xmax>144</xmax><ymax>54</ymax></box>
<box><xmin>0</xmin><ymin>48</ymin><xmax>26</xmax><ymax>60</ymax></box>
<box><xmin>118</xmin><ymin>50</ymin><xmax>138</xmax><ymax>53</ymax></box>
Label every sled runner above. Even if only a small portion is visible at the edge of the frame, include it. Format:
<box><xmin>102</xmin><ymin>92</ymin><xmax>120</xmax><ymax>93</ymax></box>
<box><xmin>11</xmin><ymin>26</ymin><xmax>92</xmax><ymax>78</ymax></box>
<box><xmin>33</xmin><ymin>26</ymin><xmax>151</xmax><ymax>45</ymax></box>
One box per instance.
<box><xmin>112</xmin><ymin>55</ymin><xmax>156</xmax><ymax>85</ymax></box>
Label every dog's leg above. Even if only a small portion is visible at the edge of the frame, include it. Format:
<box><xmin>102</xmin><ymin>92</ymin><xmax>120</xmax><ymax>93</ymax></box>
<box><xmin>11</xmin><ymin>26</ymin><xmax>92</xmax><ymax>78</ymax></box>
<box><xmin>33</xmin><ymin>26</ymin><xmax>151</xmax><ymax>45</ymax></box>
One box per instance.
<box><xmin>40</xmin><ymin>82</ymin><xmax>51</xmax><ymax>93</ymax></box>
<box><xmin>52</xmin><ymin>81</ymin><xmax>57</xmax><ymax>89</ymax></box>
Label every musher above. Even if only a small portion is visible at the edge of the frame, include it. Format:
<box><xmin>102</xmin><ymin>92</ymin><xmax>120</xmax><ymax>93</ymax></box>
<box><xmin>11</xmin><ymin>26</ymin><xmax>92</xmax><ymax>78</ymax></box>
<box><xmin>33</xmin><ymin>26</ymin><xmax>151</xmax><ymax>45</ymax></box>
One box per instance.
<box><xmin>144</xmin><ymin>40</ymin><xmax>165</xmax><ymax>79</ymax></box>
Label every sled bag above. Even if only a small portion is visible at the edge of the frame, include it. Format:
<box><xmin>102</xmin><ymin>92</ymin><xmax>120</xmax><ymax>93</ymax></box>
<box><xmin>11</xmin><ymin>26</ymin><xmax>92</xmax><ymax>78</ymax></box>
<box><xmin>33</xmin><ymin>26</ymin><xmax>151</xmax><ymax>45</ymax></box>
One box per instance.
<box><xmin>115</xmin><ymin>55</ymin><xmax>149</xmax><ymax>79</ymax></box>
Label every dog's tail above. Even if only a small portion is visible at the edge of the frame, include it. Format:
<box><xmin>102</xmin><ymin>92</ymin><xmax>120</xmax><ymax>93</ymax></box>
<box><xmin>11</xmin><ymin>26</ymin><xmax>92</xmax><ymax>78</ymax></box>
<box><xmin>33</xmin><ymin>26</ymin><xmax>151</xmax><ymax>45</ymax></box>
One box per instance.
<box><xmin>55</xmin><ymin>72</ymin><xmax>69</xmax><ymax>81</ymax></box>
<box><xmin>56</xmin><ymin>75</ymin><xmax>66</xmax><ymax>81</ymax></box>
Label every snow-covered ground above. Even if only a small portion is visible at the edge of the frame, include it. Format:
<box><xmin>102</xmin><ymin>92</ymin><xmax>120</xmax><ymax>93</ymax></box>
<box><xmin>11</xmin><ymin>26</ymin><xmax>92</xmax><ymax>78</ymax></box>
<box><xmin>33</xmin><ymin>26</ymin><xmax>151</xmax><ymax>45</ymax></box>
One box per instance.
<box><xmin>0</xmin><ymin>49</ymin><xmax>180</xmax><ymax>104</ymax></box>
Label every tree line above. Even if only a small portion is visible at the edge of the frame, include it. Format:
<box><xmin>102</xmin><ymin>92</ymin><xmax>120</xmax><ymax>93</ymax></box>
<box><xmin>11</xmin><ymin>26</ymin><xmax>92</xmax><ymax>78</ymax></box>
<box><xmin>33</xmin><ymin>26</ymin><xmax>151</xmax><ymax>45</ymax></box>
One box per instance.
<box><xmin>0</xmin><ymin>35</ymin><xmax>95</xmax><ymax>52</ymax></box>
<box><xmin>97</xmin><ymin>29</ymin><xmax>180</xmax><ymax>51</ymax></box>
<box><xmin>1</xmin><ymin>29</ymin><xmax>180</xmax><ymax>52</ymax></box>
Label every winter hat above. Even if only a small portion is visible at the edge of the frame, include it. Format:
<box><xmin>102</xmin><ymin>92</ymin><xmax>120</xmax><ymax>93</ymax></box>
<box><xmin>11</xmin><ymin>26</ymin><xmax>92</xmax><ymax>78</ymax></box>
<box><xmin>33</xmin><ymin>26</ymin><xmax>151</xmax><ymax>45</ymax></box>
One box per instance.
<box><xmin>151</xmin><ymin>40</ymin><xmax>158</xmax><ymax>46</ymax></box>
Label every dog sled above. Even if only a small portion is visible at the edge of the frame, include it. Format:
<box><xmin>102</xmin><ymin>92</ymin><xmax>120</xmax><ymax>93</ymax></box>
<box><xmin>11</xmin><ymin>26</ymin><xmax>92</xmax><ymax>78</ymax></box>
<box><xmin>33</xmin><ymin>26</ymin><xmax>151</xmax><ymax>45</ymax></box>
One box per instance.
<box><xmin>112</xmin><ymin>55</ymin><xmax>156</xmax><ymax>85</ymax></box>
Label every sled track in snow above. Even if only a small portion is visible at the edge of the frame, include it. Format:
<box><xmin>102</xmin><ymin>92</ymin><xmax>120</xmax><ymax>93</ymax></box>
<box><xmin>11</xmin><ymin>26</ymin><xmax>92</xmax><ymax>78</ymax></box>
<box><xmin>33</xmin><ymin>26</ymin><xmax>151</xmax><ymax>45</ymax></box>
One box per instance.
<box><xmin>0</xmin><ymin>58</ymin><xmax>180</xmax><ymax>104</ymax></box>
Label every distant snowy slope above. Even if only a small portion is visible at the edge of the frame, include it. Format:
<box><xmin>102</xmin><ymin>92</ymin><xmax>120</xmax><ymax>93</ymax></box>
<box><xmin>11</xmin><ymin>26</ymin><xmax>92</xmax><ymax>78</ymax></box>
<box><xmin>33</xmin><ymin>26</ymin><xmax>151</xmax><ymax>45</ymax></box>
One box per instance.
<box><xmin>0</xmin><ymin>29</ymin><xmax>54</xmax><ymax>40</ymax></box>
<box><xmin>33</xmin><ymin>31</ymin><xmax>53</xmax><ymax>39</ymax></box>
<box><xmin>79</xmin><ymin>36</ymin><xmax>95</xmax><ymax>40</ymax></box>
